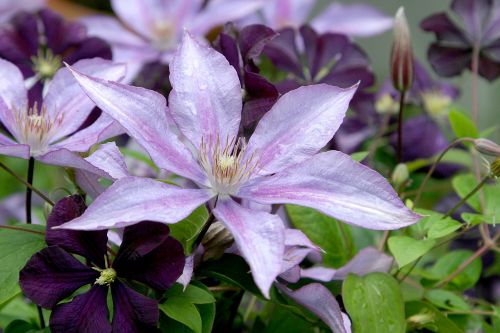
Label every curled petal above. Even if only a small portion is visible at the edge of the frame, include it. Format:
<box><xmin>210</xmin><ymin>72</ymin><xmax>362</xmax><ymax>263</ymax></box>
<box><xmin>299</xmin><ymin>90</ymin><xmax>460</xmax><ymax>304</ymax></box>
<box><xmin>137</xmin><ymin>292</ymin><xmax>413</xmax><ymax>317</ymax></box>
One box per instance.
<box><xmin>239</xmin><ymin>150</ymin><xmax>421</xmax><ymax>230</ymax></box>
<box><xmin>213</xmin><ymin>197</ymin><xmax>285</xmax><ymax>297</ymax></box>
<box><xmin>58</xmin><ymin>176</ymin><xmax>214</xmax><ymax>230</ymax></box>
<box><xmin>83</xmin><ymin>142</ymin><xmax>130</xmax><ymax>180</ymax></box>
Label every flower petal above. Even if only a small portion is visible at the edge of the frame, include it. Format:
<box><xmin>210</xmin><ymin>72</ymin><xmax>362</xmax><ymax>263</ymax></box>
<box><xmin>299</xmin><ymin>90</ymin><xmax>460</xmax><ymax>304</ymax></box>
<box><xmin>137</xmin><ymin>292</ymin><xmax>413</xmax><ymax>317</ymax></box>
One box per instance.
<box><xmin>67</xmin><ymin>64</ymin><xmax>206</xmax><ymax>184</ymax></box>
<box><xmin>37</xmin><ymin>148</ymin><xmax>113</xmax><ymax>178</ymax></box>
<box><xmin>301</xmin><ymin>247</ymin><xmax>394</xmax><ymax>282</ymax></box>
<box><xmin>0</xmin><ymin>58</ymin><xmax>27</xmax><ymax>137</ymax></box>
<box><xmin>114</xmin><ymin>222</ymin><xmax>185</xmax><ymax>291</ymax></box>
<box><xmin>50</xmin><ymin>285</ymin><xmax>111</xmax><ymax>333</ymax></box>
<box><xmin>46</xmin><ymin>195</ymin><xmax>108</xmax><ymax>267</ymax></box>
<box><xmin>83</xmin><ymin>142</ymin><xmax>130</xmax><ymax>180</ymax></box>
<box><xmin>278</xmin><ymin>283</ymin><xmax>351</xmax><ymax>333</ymax></box>
<box><xmin>169</xmin><ymin>32</ymin><xmax>242</xmax><ymax>149</ymax></box>
<box><xmin>58</xmin><ymin>176</ymin><xmax>214</xmax><ymax>230</ymax></box>
<box><xmin>312</xmin><ymin>3</ymin><xmax>393</xmax><ymax>37</ymax></box>
<box><xmin>213</xmin><ymin>197</ymin><xmax>285</xmax><ymax>297</ymax></box>
<box><xmin>111</xmin><ymin>282</ymin><xmax>159</xmax><ymax>333</ymax></box>
<box><xmin>239</xmin><ymin>150</ymin><xmax>421</xmax><ymax>230</ymax></box>
<box><xmin>246</xmin><ymin>84</ymin><xmax>357</xmax><ymax>175</ymax></box>
<box><xmin>0</xmin><ymin>136</ymin><xmax>29</xmax><ymax>159</ymax></box>
<box><xmin>45</xmin><ymin>58</ymin><xmax>126</xmax><ymax>143</ymax></box>
<box><xmin>19</xmin><ymin>246</ymin><xmax>98</xmax><ymax>309</ymax></box>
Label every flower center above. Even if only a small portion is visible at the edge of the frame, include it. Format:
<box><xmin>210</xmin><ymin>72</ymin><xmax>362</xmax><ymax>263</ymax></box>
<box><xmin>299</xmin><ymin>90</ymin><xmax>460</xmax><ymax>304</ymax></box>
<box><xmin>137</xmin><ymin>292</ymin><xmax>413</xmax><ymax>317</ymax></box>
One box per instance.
<box><xmin>421</xmin><ymin>91</ymin><xmax>452</xmax><ymax>117</ymax></box>
<box><xmin>199</xmin><ymin>136</ymin><xmax>260</xmax><ymax>195</ymax></box>
<box><xmin>31</xmin><ymin>49</ymin><xmax>62</xmax><ymax>80</ymax></box>
<box><xmin>13</xmin><ymin>102</ymin><xmax>63</xmax><ymax>156</ymax></box>
<box><xmin>152</xmin><ymin>21</ymin><xmax>176</xmax><ymax>51</ymax></box>
<box><xmin>94</xmin><ymin>268</ymin><xmax>117</xmax><ymax>286</ymax></box>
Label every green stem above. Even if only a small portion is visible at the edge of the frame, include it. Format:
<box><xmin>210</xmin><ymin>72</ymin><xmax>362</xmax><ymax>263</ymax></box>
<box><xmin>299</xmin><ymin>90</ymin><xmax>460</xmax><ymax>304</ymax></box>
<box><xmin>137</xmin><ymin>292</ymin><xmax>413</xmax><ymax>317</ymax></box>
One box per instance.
<box><xmin>397</xmin><ymin>90</ymin><xmax>406</xmax><ymax>163</ymax></box>
<box><xmin>0</xmin><ymin>225</ymin><xmax>45</xmax><ymax>235</ymax></box>
<box><xmin>442</xmin><ymin>175</ymin><xmax>489</xmax><ymax>219</ymax></box>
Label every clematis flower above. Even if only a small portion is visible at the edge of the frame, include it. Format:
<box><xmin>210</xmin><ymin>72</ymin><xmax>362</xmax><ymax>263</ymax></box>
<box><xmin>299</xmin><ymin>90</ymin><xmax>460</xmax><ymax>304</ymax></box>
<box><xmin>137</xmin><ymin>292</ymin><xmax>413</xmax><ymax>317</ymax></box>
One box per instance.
<box><xmin>0</xmin><ymin>0</ymin><xmax>44</xmax><ymax>24</ymax></box>
<box><xmin>0</xmin><ymin>9</ymin><xmax>112</xmax><ymax>103</ymax></box>
<box><xmin>213</xmin><ymin>23</ymin><xmax>279</xmax><ymax>127</ymax></box>
<box><xmin>0</xmin><ymin>58</ymin><xmax>125</xmax><ymax>177</ymax></box>
<box><xmin>20</xmin><ymin>195</ymin><xmax>185</xmax><ymax>333</ymax></box>
<box><xmin>421</xmin><ymin>0</ymin><xmax>500</xmax><ymax>81</ymax></box>
<box><xmin>81</xmin><ymin>0</ymin><xmax>263</xmax><ymax>82</ymax></box>
<box><xmin>63</xmin><ymin>32</ymin><xmax>420</xmax><ymax>296</ymax></box>
<box><xmin>242</xmin><ymin>0</ymin><xmax>393</xmax><ymax>37</ymax></box>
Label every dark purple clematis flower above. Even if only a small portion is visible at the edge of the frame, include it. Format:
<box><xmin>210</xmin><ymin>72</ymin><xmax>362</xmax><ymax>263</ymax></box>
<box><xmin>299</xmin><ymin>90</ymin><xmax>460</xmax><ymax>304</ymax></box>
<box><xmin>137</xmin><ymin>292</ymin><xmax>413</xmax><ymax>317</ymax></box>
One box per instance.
<box><xmin>214</xmin><ymin>23</ymin><xmax>279</xmax><ymax>127</ymax></box>
<box><xmin>0</xmin><ymin>8</ymin><xmax>112</xmax><ymax>103</ymax></box>
<box><xmin>421</xmin><ymin>0</ymin><xmax>500</xmax><ymax>81</ymax></box>
<box><xmin>20</xmin><ymin>195</ymin><xmax>185</xmax><ymax>333</ymax></box>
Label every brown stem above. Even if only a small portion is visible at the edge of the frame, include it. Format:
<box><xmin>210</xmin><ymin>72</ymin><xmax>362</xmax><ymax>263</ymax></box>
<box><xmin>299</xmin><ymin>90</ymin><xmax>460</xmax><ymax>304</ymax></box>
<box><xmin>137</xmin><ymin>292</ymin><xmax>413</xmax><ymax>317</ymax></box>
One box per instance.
<box><xmin>397</xmin><ymin>90</ymin><xmax>406</xmax><ymax>163</ymax></box>
<box><xmin>442</xmin><ymin>175</ymin><xmax>489</xmax><ymax>219</ymax></box>
<box><xmin>0</xmin><ymin>225</ymin><xmax>45</xmax><ymax>235</ymax></box>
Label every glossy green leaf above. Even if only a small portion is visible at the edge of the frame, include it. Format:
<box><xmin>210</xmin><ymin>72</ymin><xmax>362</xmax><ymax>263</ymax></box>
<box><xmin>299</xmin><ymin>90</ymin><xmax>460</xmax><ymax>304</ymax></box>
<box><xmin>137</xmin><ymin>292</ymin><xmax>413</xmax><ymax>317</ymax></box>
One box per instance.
<box><xmin>424</xmin><ymin>289</ymin><xmax>470</xmax><ymax>311</ymax></box>
<box><xmin>405</xmin><ymin>301</ymin><xmax>463</xmax><ymax>333</ymax></box>
<box><xmin>198</xmin><ymin>303</ymin><xmax>215</xmax><ymax>333</ymax></box>
<box><xmin>427</xmin><ymin>218</ymin><xmax>462</xmax><ymax>239</ymax></box>
<box><xmin>452</xmin><ymin>174</ymin><xmax>481</xmax><ymax>212</ymax></box>
<box><xmin>388</xmin><ymin>236</ymin><xmax>435</xmax><ymax>267</ymax></box>
<box><xmin>164</xmin><ymin>284</ymin><xmax>215</xmax><ymax>304</ymax></box>
<box><xmin>160</xmin><ymin>297</ymin><xmax>202</xmax><ymax>333</ymax></box>
<box><xmin>429</xmin><ymin>250</ymin><xmax>482</xmax><ymax>290</ymax></box>
<box><xmin>0</xmin><ymin>225</ymin><xmax>46</xmax><ymax>306</ymax></box>
<box><xmin>461</xmin><ymin>212</ymin><xmax>496</xmax><ymax>225</ymax></box>
<box><xmin>351</xmin><ymin>151</ymin><xmax>368</xmax><ymax>162</ymax></box>
<box><xmin>169</xmin><ymin>205</ymin><xmax>209</xmax><ymax>254</ymax></box>
<box><xmin>342</xmin><ymin>272</ymin><xmax>406</xmax><ymax>333</ymax></box>
<box><xmin>449</xmin><ymin>109</ymin><xmax>478</xmax><ymax>139</ymax></box>
<box><xmin>286</xmin><ymin>205</ymin><xmax>354</xmax><ymax>267</ymax></box>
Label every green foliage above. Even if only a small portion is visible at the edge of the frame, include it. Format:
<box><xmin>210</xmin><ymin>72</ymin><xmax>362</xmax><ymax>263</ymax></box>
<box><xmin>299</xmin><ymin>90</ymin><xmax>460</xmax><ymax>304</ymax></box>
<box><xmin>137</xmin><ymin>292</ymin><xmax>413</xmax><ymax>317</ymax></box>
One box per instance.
<box><xmin>388</xmin><ymin>236</ymin><xmax>435</xmax><ymax>267</ymax></box>
<box><xmin>342</xmin><ymin>273</ymin><xmax>406</xmax><ymax>333</ymax></box>
<box><xmin>0</xmin><ymin>225</ymin><xmax>46</xmax><ymax>306</ymax></box>
<box><xmin>449</xmin><ymin>109</ymin><xmax>478</xmax><ymax>139</ymax></box>
<box><xmin>286</xmin><ymin>205</ymin><xmax>354</xmax><ymax>267</ymax></box>
<box><xmin>169</xmin><ymin>205</ymin><xmax>209</xmax><ymax>254</ymax></box>
<box><xmin>428</xmin><ymin>250</ymin><xmax>482</xmax><ymax>290</ymax></box>
<box><xmin>405</xmin><ymin>301</ymin><xmax>463</xmax><ymax>333</ymax></box>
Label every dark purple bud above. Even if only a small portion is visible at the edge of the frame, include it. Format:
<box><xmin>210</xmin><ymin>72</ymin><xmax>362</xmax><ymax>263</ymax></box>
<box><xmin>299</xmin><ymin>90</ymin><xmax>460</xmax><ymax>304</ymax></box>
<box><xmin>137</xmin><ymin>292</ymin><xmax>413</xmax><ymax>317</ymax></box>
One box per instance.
<box><xmin>391</xmin><ymin>7</ymin><xmax>413</xmax><ymax>92</ymax></box>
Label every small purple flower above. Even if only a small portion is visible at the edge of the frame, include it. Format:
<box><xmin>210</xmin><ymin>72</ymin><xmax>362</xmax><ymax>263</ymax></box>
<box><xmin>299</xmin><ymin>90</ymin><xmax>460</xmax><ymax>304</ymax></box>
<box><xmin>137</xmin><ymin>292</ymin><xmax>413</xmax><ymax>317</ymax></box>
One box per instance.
<box><xmin>81</xmin><ymin>0</ymin><xmax>263</xmax><ymax>82</ymax></box>
<box><xmin>421</xmin><ymin>0</ymin><xmax>500</xmax><ymax>81</ymax></box>
<box><xmin>0</xmin><ymin>0</ymin><xmax>44</xmax><ymax>24</ymax></box>
<box><xmin>20</xmin><ymin>195</ymin><xmax>185</xmax><ymax>333</ymax></box>
<box><xmin>0</xmin><ymin>9</ymin><xmax>112</xmax><ymax>102</ymax></box>
<box><xmin>214</xmin><ymin>23</ymin><xmax>279</xmax><ymax>127</ymax></box>
<box><xmin>243</xmin><ymin>0</ymin><xmax>393</xmax><ymax>37</ymax></box>
<box><xmin>0</xmin><ymin>58</ymin><xmax>125</xmax><ymax>176</ymax></box>
<box><xmin>63</xmin><ymin>32</ymin><xmax>420</xmax><ymax>296</ymax></box>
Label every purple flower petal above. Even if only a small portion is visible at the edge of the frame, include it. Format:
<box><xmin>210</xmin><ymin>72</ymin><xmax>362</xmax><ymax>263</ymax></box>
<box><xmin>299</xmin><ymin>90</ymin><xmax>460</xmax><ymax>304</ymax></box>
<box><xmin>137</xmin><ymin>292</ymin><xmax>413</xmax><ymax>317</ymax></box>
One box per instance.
<box><xmin>44</xmin><ymin>58</ymin><xmax>126</xmax><ymax>143</ymax></box>
<box><xmin>278</xmin><ymin>283</ymin><xmax>351</xmax><ymax>333</ymax></box>
<box><xmin>0</xmin><ymin>58</ymin><xmax>27</xmax><ymax>136</ymax></box>
<box><xmin>169</xmin><ymin>32</ymin><xmax>242</xmax><ymax>149</ymax></box>
<box><xmin>67</xmin><ymin>64</ymin><xmax>206</xmax><ymax>184</ymax></box>
<box><xmin>213</xmin><ymin>197</ymin><xmax>285</xmax><ymax>297</ymax></box>
<box><xmin>427</xmin><ymin>44</ymin><xmax>471</xmax><ymax>78</ymax></box>
<box><xmin>312</xmin><ymin>3</ymin><xmax>393</xmax><ymax>37</ymax></box>
<box><xmin>49</xmin><ymin>285</ymin><xmax>111</xmax><ymax>333</ymax></box>
<box><xmin>58</xmin><ymin>176</ymin><xmax>214</xmax><ymax>230</ymax></box>
<box><xmin>239</xmin><ymin>150</ymin><xmax>421</xmax><ymax>230</ymax></box>
<box><xmin>0</xmin><ymin>139</ymin><xmax>29</xmax><ymax>159</ymax></box>
<box><xmin>451</xmin><ymin>0</ymin><xmax>491</xmax><ymax>41</ymax></box>
<box><xmin>242</xmin><ymin>70</ymin><xmax>279</xmax><ymax>126</ymax></box>
<box><xmin>246</xmin><ymin>84</ymin><xmax>357</xmax><ymax>176</ymax></box>
<box><xmin>19</xmin><ymin>246</ymin><xmax>98</xmax><ymax>309</ymax></box>
<box><xmin>83</xmin><ymin>142</ymin><xmax>130</xmax><ymax>180</ymax></box>
<box><xmin>301</xmin><ymin>247</ymin><xmax>393</xmax><ymax>281</ymax></box>
<box><xmin>263</xmin><ymin>27</ymin><xmax>304</xmax><ymax>78</ymax></box>
<box><xmin>239</xmin><ymin>24</ymin><xmax>278</xmax><ymax>61</ymax></box>
<box><xmin>46</xmin><ymin>195</ymin><xmax>108</xmax><ymax>266</ymax></box>
<box><xmin>111</xmin><ymin>282</ymin><xmax>159</xmax><ymax>333</ymax></box>
<box><xmin>0</xmin><ymin>0</ymin><xmax>44</xmax><ymax>24</ymax></box>
<box><xmin>114</xmin><ymin>222</ymin><xmax>185</xmax><ymax>291</ymax></box>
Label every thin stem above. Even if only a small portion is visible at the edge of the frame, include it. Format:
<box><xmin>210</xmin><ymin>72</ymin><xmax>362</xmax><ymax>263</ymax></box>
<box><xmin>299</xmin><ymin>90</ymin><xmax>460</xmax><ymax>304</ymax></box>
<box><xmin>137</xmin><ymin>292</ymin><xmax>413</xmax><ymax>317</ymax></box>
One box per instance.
<box><xmin>0</xmin><ymin>160</ymin><xmax>54</xmax><ymax>206</ymax></box>
<box><xmin>37</xmin><ymin>306</ymin><xmax>46</xmax><ymax>329</ymax></box>
<box><xmin>442</xmin><ymin>175</ymin><xmax>489</xmax><ymax>219</ymax></box>
<box><xmin>471</xmin><ymin>43</ymin><xmax>480</xmax><ymax>124</ymax></box>
<box><xmin>378</xmin><ymin>230</ymin><xmax>390</xmax><ymax>251</ymax></box>
<box><xmin>26</xmin><ymin>157</ymin><xmax>35</xmax><ymax>224</ymax></box>
<box><xmin>0</xmin><ymin>225</ymin><xmax>45</xmax><ymax>235</ymax></box>
<box><xmin>434</xmin><ymin>232</ymin><xmax>499</xmax><ymax>288</ymax></box>
<box><xmin>193</xmin><ymin>212</ymin><xmax>216</xmax><ymax>249</ymax></box>
<box><xmin>413</xmin><ymin>137</ymin><xmax>474</xmax><ymax>206</ymax></box>
<box><xmin>243</xmin><ymin>295</ymin><xmax>257</xmax><ymax>322</ymax></box>
<box><xmin>397</xmin><ymin>90</ymin><xmax>406</xmax><ymax>163</ymax></box>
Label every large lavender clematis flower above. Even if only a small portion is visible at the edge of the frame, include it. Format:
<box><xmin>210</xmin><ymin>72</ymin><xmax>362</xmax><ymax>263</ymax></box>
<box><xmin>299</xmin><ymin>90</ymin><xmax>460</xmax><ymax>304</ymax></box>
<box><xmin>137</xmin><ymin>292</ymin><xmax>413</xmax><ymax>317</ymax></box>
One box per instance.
<box><xmin>0</xmin><ymin>9</ymin><xmax>112</xmax><ymax>103</ymax></box>
<box><xmin>63</xmin><ymin>32</ymin><xmax>420</xmax><ymax>296</ymax></box>
<box><xmin>0</xmin><ymin>0</ymin><xmax>44</xmax><ymax>24</ymax></box>
<box><xmin>0</xmin><ymin>58</ymin><xmax>125</xmax><ymax>177</ymax></box>
<box><xmin>81</xmin><ymin>0</ymin><xmax>263</xmax><ymax>82</ymax></box>
<box><xmin>421</xmin><ymin>0</ymin><xmax>500</xmax><ymax>81</ymax></box>
<box><xmin>20</xmin><ymin>195</ymin><xmax>185</xmax><ymax>333</ymax></box>
<box><xmin>243</xmin><ymin>0</ymin><xmax>393</xmax><ymax>37</ymax></box>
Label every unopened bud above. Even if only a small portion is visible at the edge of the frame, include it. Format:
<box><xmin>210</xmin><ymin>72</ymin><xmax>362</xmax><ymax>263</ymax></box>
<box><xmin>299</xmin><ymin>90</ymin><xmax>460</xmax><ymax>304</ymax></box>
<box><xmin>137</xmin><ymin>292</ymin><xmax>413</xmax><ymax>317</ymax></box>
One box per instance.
<box><xmin>202</xmin><ymin>221</ymin><xmax>234</xmax><ymax>261</ymax></box>
<box><xmin>491</xmin><ymin>158</ymin><xmax>500</xmax><ymax>178</ymax></box>
<box><xmin>474</xmin><ymin>138</ymin><xmax>500</xmax><ymax>157</ymax></box>
<box><xmin>391</xmin><ymin>7</ymin><xmax>413</xmax><ymax>92</ymax></box>
<box><xmin>392</xmin><ymin>163</ymin><xmax>409</xmax><ymax>186</ymax></box>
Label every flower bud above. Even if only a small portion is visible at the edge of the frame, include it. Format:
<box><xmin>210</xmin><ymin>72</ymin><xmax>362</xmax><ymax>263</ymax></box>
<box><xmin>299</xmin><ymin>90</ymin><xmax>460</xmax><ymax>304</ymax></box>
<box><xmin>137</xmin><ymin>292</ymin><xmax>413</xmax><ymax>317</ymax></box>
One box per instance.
<box><xmin>391</xmin><ymin>7</ymin><xmax>413</xmax><ymax>92</ymax></box>
<box><xmin>202</xmin><ymin>221</ymin><xmax>234</xmax><ymax>261</ymax></box>
<box><xmin>392</xmin><ymin>163</ymin><xmax>409</xmax><ymax>186</ymax></box>
<box><xmin>474</xmin><ymin>138</ymin><xmax>500</xmax><ymax>157</ymax></box>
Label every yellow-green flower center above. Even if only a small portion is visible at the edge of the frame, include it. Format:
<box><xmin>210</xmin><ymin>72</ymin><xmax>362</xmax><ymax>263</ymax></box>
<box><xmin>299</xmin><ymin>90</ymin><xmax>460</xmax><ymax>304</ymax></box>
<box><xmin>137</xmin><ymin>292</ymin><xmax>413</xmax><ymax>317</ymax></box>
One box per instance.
<box><xmin>94</xmin><ymin>268</ymin><xmax>117</xmax><ymax>286</ymax></box>
<box><xmin>31</xmin><ymin>49</ymin><xmax>62</xmax><ymax>80</ymax></box>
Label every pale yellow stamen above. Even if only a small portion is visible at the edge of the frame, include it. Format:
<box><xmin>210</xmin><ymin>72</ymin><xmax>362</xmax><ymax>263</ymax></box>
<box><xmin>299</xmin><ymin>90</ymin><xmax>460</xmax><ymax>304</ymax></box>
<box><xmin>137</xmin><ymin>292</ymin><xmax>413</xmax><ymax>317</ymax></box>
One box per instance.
<box><xmin>31</xmin><ymin>49</ymin><xmax>61</xmax><ymax>80</ymax></box>
<box><xmin>421</xmin><ymin>91</ymin><xmax>452</xmax><ymax>117</ymax></box>
<box><xmin>152</xmin><ymin>21</ymin><xmax>176</xmax><ymax>51</ymax></box>
<box><xmin>94</xmin><ymin>267</ymin><xmax>117</xmax><ymax>286</ymax></box>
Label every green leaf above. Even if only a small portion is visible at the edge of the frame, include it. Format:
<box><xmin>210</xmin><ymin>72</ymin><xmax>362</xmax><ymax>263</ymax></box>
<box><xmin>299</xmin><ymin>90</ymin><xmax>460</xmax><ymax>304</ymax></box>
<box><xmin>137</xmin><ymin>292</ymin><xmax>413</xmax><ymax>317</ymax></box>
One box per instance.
<box><xmin>452</xmin><ymin>174</ymin><xmax>481</xmax><ymax>211</ymax></box>
<box><xmin>4</xmin><ymin>320</ymin><xmax>36</xmax><ymax>333</ymax></box>
<box><xmin>449</xmin><ymin>109</ymin><xmax>478</xmax><ymax>139</ymax></box>
<box><xmin>461</xmin><ymin>212</ymin><xmax>497</xmax><ymax>225</ymax></box>
<box><xmin>169</xmin><ymin>205</ymin><xmax>209</xmax><ymax>254</ymax></box>
<box><xmin>429</xmin><ymin>250</ymin><xmax>482</xmax><ymax>290</ymax></box>
<box><xmin>424</xmin><ymin>289</ymin><xmax>470</xmax><ymax>311</ymax></box>
<box><xmin>405</xmin><ymin>301</ymin><xmax>463</xmax><ymax>333</ymax></box>
<box><xmin>119</xmin><ymin>147</ymin><xmax>158</xmax><ymax>171</ymax></box>
<box><xmin>388</xmin><ymin>236</ymin><xmax>436</xmax><ymax>267</ymax></box>
<box><xmin>164</xmin><ymin>284</ymin><xmax>215</xmax><ymax>304</ymax></box>
<box><xmin>198</xmin><ymin>303</ymin><xmax>215</xmax><ymax>333</ymax></box>
<box><xmin>342</xmin><ymin>272</ymin><xmax>406</xmax><ymax>333</ymax></box>
<box><xmin>0</xmin><ymin>225</ymin><xmax>46</xmax><ymax>306</ymax></box>
<box><xmin>351</xmin><ymin>151</ymin><xmax>368</xmax><ymax>162</ymax></box>
<box><xmin>286</xmin><ymin>205</ymin><xmax>354</xmax><ymax>267</ymax></box>
<box><xmin>160</xmin><ymin>297</ymin><xmax>202</xmax><ymax>333</ymax></box>
<box><xmin>427</xmin><ymin>218</ymin><xmax>462</xmax><ymax>239</ymax></box>
<box><xmin>263</xmin><ymin>305</ymin><xmax>316</xmax><ymax>333</ymax></box>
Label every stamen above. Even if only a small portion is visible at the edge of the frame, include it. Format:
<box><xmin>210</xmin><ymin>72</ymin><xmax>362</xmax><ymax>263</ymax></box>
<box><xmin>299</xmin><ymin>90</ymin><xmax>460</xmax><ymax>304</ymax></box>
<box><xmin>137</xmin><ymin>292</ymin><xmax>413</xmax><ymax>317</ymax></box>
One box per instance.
<box><xmin>152</xmin><ymin>21</ymin><xmax>176</xmax><ymax>51</ymax></box>
<box><xmin>31</xmin><ymin>49</ymin><xmax>62</xmax><ymax>80</ymax></box>
<box><xmin>199</xmin><ymin>135</ymin><xmax>260</xmax><ymax>195</ymax></box>
<box><xmin>94</xmin><ymin>267</ymin><xmax>117</xmax><ymax>286</ymax></box>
